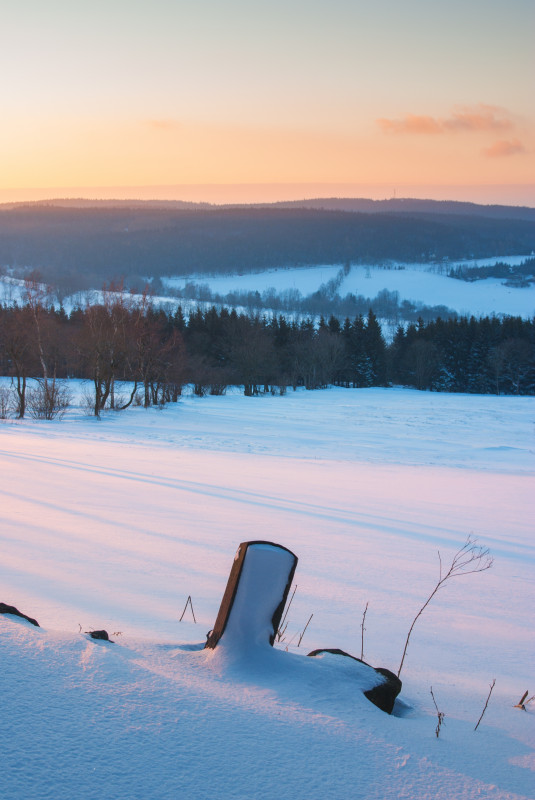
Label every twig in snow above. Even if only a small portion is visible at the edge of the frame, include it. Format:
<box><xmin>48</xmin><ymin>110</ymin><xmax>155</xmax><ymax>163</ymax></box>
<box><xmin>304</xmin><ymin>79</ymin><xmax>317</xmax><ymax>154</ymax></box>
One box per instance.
<box><xmin>360</xmin><ymin>601</ymin><xmax>369</xmax><ymax>661</ymax></box>
<box><xmin>276</xmin><ymin>584</ymin><xmax>296</xmax><ymax>642</ymax></box>
<box><xmin>297</xmin><ymin>613</ymin><xmax>313</xmax><ymax>647</ymax></box>
<box><xmin>513</xmin><ymin>690</ymin><xmax>534</xmax><ymax>711</ymax></box>
<box><xmin>397</xmin><ymin>536</ymin><xmax>493</xmax><ymax>678</ymax></box>
<box><xmin>474</xmin><ymin>679</ymin><xmax>496</xmax><ymax>731</ymax></box>
<box><xmin>284</xmin><ymin>630</ymin><xmax>299</xmax><ymax>651</ymax></box>
<box><xmin>430</xmin><ymin>686</ymin><xmax>445</xmax><ymax>738</ymax></box>
<box><xmin>276</xmin><ymin>621</ymin><xmax>289</xmax><ymax>642</ymax></box>
<box><xmin>179</xmin><ymin>595</ymin><xmax>197</xmax><ymax>623</ymax></box>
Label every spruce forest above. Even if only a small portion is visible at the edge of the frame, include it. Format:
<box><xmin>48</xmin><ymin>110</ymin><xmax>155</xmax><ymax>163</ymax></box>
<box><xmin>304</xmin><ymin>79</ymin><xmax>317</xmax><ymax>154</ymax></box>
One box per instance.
<box><xmin>1</xmin><ymin>283</ymin><xmax>533</xmax><ymax>419</ymax></box>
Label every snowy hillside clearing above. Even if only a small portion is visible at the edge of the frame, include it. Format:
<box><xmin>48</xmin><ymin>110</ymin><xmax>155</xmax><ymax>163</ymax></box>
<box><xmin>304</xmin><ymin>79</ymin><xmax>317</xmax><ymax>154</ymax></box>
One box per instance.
<box><xmin>163</xmin><ymin>256</ymin><xmax>535</xmax><ymax>320</ymax></box>
<box><xmin>2</xmin><ymin>255</ymin><xmax>534</xmax><ymax>322</ymax></box>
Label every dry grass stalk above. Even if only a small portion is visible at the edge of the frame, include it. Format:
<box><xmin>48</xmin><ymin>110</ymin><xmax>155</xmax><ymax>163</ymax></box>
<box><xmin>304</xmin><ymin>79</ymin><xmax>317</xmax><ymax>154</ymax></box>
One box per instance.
<box><xmin>360</xmin><ymin>601</ymin><xmax>369</xmax><ymax>661</ymax></box>
<box><xmin>179</xmin><ymin>595</ymin><xmax>197</xmax><ymax>623</ymax></box>
<box><xmin>430</xmin><ymin>686</ymin><xmax>445</xmax><ymax>738</ymax></box>
<box><xmin>397</xmin><ymin>536</ymin><xmax>493</xmax><ymax>678</ymax></box>
<box><xmin>474</xmin><ymin>679</ymin><xmax>496</xmax><ymax>731</ymax></box>
<box><xmin>514</xmin><ymin>690</ymin><xmax>534</xmax><ymax>711</ymax></box>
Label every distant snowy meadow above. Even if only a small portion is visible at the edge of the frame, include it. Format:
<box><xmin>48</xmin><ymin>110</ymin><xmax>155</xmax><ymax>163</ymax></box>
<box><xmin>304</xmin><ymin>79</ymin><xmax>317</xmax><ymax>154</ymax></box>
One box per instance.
<box><xmin>162</xmin><ymin>255</ymin><xmax>535</xmax><ymax>321</ymax></box>
<box><xmin>2</xmin><ymin>255</ymin><xmax>534</xmax><ymax>325</ymax></box>
<box><xmin>1</xmin><ymin>385</ymin><xmax>533</xmax><ymax>799</ymax></box>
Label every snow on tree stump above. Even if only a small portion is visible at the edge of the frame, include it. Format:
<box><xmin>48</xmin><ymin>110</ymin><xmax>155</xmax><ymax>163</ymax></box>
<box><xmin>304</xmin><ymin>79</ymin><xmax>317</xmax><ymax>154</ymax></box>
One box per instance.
<box><xmin>204</xmin><ymin>542</ymin><xmax>401</xmax><ymax>714</ymax></box>
<box><xmin>0</xmin><ymin>602</ymin><xmax>40</xmax><ymax>627</ymax></box>
<box><xmin>307</xmin><ymin>648</ymin><xmax>402</xmax><ymax>714</ymax></box>
<box><xmin>86</xmin><ymin>629</ymin><xmax>114</xmax><ymax>642</ymax></box>
<box><xmin>205</xmin><ymin>541</ymin><xmax>298</xmax><ymax>650</ymax></box>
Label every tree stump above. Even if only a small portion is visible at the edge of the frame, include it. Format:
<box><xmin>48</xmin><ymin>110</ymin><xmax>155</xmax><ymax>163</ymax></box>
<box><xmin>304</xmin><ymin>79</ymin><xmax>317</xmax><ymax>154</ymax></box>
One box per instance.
<box><xmin>205</xmin><ymin>541</ymin><xmax>298</xmax><ymax>650</ymax></box>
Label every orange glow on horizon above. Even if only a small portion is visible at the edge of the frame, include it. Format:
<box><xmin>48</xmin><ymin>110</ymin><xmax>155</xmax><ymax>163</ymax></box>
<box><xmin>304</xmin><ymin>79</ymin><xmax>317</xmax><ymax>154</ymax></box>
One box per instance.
<box><xmin>1</xmin><ymin>115</ymin><xmax>533</xmax><ymax>206</ymax></box>
<box><xmin>0</xmin><ymin>181</ymin><xmax>534</xmax><ymax>208</ymax></box>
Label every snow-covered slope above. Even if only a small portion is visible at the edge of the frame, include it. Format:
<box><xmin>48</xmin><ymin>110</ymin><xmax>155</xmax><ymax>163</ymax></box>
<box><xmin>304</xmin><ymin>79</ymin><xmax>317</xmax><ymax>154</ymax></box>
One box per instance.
<box><xmin>165</xmin><ymin>256</ymin><xmax>535</xmax><ymax>319</ymax></box>
<box><xmin>3</xmin><ymin>255</ymin><xmax>534</xmax><ymax>321</ymax></box>
<box><xmin>1</xmin><ymin>386</ymin><xmax>533</xmax><ymax>799</ymax></box>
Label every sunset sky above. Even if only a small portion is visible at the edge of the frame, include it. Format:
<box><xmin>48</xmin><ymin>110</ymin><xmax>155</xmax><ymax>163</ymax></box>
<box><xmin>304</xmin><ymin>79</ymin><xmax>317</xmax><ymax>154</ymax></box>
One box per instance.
<box><xmin>1</xmin><ymin>0</ymin><xmax>534</xmax><ymax>205</ymax></box>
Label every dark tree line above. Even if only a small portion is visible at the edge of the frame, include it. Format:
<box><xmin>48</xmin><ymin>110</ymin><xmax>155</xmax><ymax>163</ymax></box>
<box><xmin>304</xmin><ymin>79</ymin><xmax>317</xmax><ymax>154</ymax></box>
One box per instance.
<box><xmin>1</xmin><ymin>204</ymin><xmax>534</xmax><ymax>295</ymax></box>
<box><xmin>0</xmin><ymin>285</ymin><xmax>186</xmax><ymax>417</ymax></box>
<box><xmin>448</xmin><ymin>257</ymin><xmax>535</xmax><ymax>286</ymax></box>
<box><xmin>1</xmin><ymin>289</ymin><xmax>533</xmax><ymax>419</ymax></box>
<box><xmin>388</xmin><ymin>316</ymin><xmax>534</xmax><ymax>394</ymax></box>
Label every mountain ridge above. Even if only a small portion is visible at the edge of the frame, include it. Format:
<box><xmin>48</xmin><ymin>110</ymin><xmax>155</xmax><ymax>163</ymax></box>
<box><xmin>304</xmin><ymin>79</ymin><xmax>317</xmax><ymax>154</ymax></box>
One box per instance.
<box><xmin>2</xmin><ymin>195</ymin><xmax>534</xmax><ymax>221</ymax></box>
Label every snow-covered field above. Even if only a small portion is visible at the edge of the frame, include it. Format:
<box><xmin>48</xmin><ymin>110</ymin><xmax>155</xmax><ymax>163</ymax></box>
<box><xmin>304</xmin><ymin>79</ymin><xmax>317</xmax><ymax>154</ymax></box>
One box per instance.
<box><xmin>165</xmin><ymin>256</ymin><xmax>535</xmax><ymax>319</ymax></box>
<box><xmin>1</xmin><ymin>385</ymin><xmax>534</xmax><ymax>799</ymax></box>
<box><xmin>2</xmin><ymin>254</ymin><xmax>534</xmax><ymax>321</ymax></box>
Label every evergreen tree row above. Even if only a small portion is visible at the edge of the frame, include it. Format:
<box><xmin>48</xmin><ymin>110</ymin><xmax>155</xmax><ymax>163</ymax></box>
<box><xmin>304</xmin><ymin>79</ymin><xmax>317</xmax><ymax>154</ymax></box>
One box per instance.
<box><xmin>1</xmin><ymin>287</ymin><xmax>533</xmax><ymax>418</ymax></box>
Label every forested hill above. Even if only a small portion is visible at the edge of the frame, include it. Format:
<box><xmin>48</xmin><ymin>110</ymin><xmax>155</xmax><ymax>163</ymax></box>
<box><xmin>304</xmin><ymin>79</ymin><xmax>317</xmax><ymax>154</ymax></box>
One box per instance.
<box><xmin>263</xmin><ymin>197</ymin><xmax>535</xmax><ymax>221</ymax></box>
<box><xmin>0</xmin><ymin>202</ymin><xmax>534</xmax><ymax>294</ymax></box>
<box><xmin>4</xmin><ymin>196</ymin><xmax>535</xmax><ymax>219</ymax></box>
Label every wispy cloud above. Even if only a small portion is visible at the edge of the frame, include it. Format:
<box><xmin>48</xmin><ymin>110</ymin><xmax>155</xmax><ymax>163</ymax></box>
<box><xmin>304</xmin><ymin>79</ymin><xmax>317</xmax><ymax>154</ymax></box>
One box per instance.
<box><xmin>483</xmin><ymin>138</ymin><xmax>527</xmax><ymax>158</ymax></box>
<box><xmin>444</xmin><ymin>105</ymin><xmax>513</xmax><ymax>133</ymax></box>
<box><xmin>377</xmin><ymin>114</ymin><xmax>442</xmax><ymax>135</ymax></box>
<box><xmin>377</xmin><ymin>105</ymin><xmax>514</xmax><ymax>136</ymax></box>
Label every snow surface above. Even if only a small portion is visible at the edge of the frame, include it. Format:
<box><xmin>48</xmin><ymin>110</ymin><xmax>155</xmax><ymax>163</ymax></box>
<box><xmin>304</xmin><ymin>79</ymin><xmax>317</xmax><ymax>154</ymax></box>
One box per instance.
<box><xmin>164</xmin><ymin>256</ymin><xmax>535</xmax><ymax>319</ymax></box>
<box><xmin>1</xmin><ymin>384</ymin><xmax>534</xmax><ymax>799</ymax></box>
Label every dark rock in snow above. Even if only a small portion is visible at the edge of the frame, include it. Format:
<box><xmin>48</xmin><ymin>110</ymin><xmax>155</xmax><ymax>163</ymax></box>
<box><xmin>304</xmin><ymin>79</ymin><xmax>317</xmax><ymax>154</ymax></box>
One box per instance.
<box><xmin>364</xmin><ymin>666</ymin><xmax>402</xmax><ymax>715</ymax></box>
<box><xmin>86</xmin><ymin>629</ymin><xmax>113</xmax><ymax>642</ymax></box>
<box><xmin>0</xmin><ymin>602</ymin><xmax>40</xmax><ymax>627</ymax></box>
<box><xmin>307</xmin><ymin>648</ymin><xmax>402</xmax><ymax>714</ymax></box>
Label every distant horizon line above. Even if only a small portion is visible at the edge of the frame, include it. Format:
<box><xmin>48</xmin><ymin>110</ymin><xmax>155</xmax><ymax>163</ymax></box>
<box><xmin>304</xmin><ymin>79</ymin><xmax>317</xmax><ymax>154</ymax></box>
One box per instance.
<box><xmin>0</xmin><ymin>181</ymin><xmax>534</xmax><ymax>207</ymax></box>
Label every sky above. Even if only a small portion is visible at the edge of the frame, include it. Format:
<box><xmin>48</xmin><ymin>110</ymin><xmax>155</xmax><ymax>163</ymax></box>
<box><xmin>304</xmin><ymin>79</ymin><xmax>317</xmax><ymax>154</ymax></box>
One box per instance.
<box><xmin>1</xmin><ymin>0</ymin><xmax>534</xmax><ymax>205</ymax></box>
